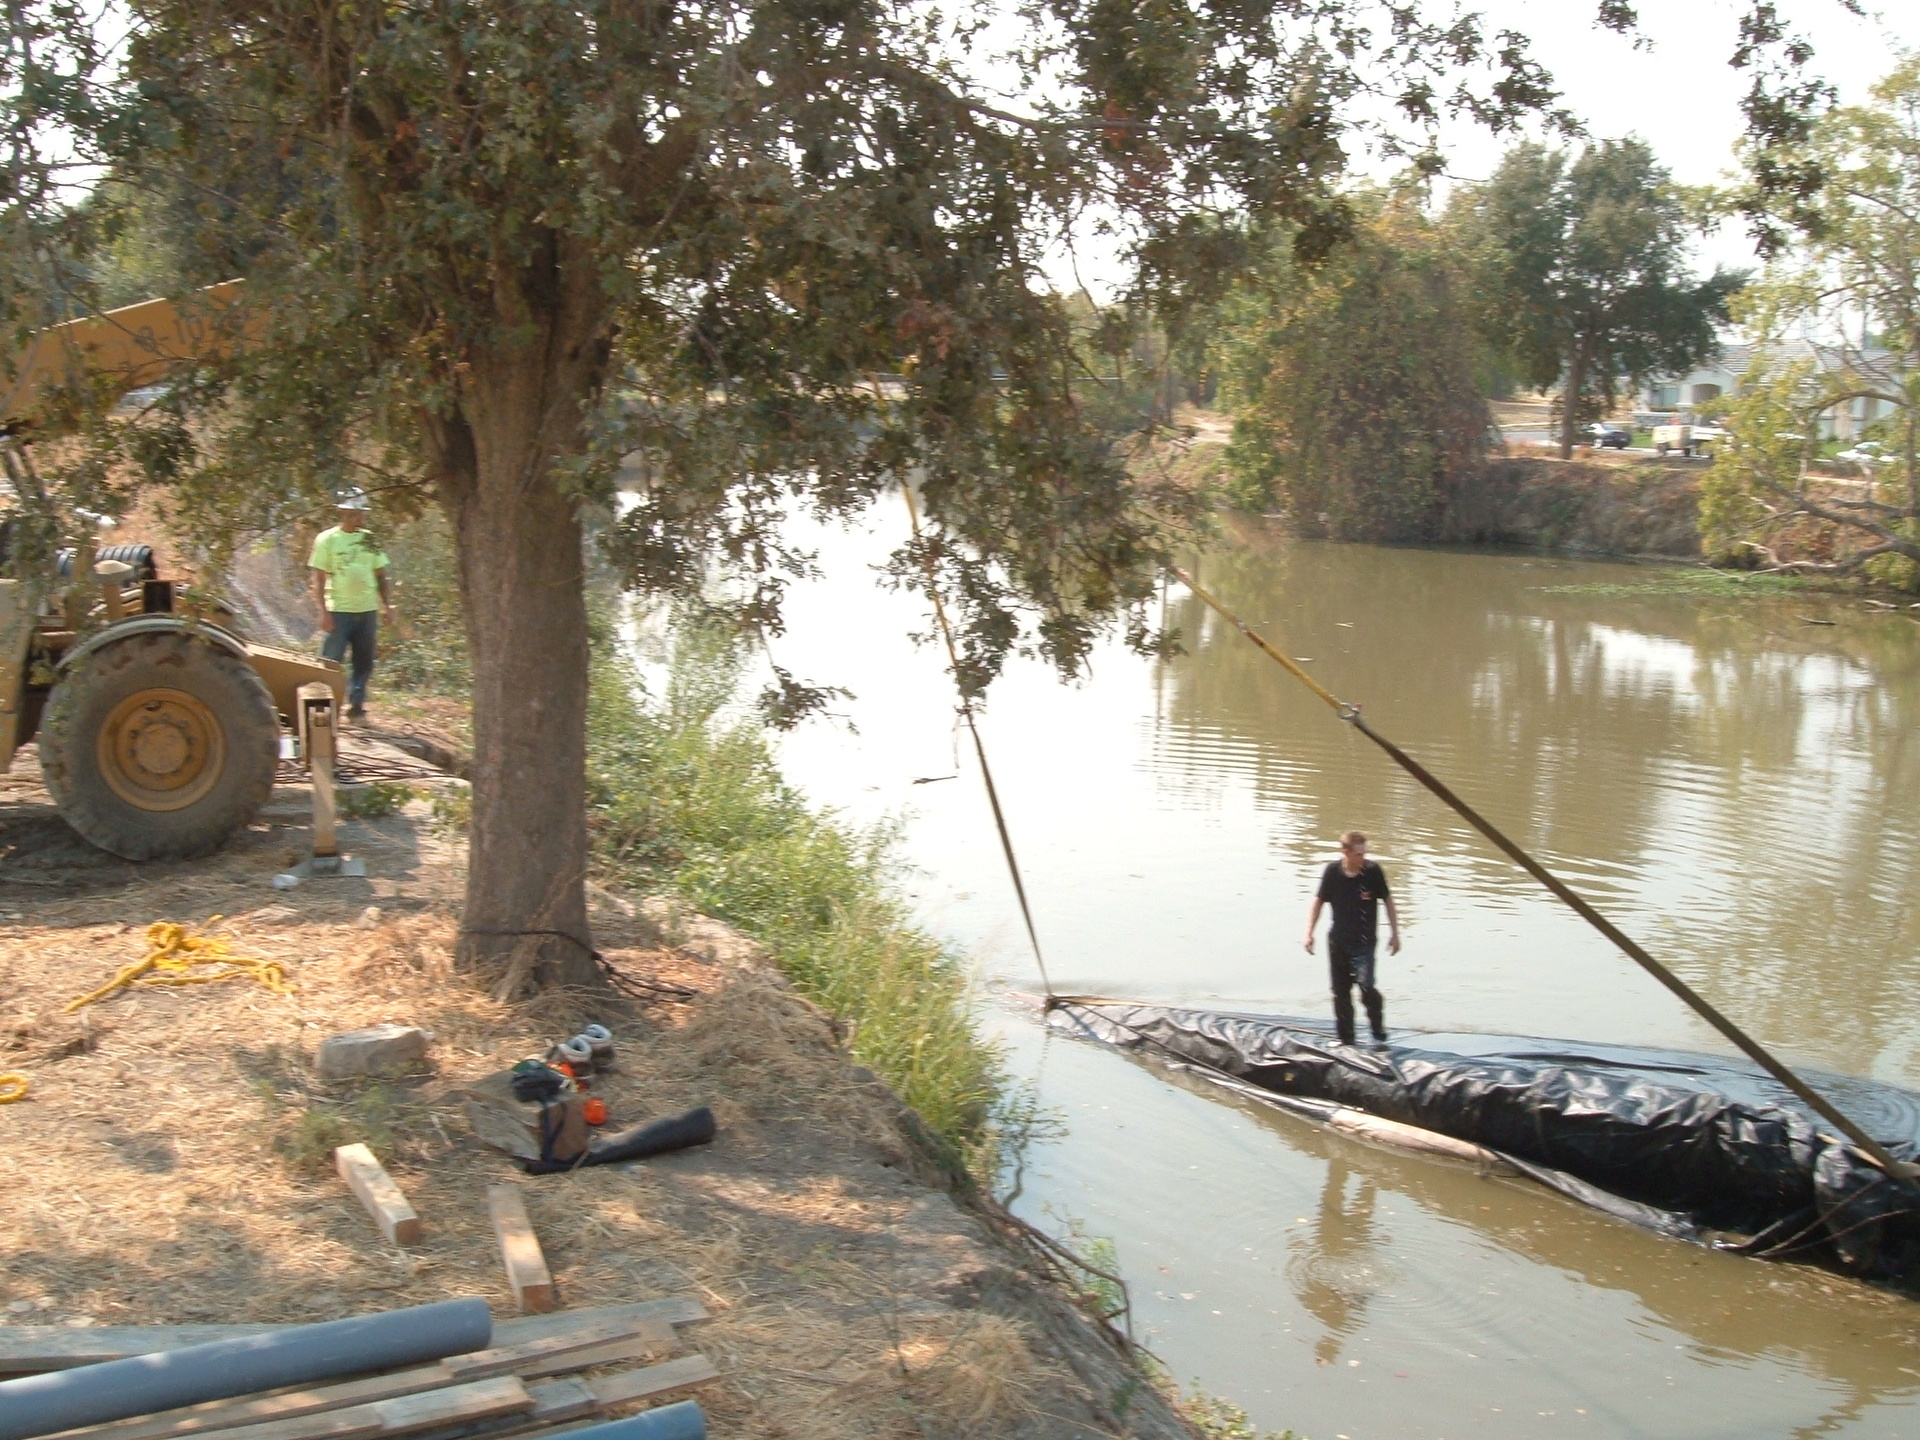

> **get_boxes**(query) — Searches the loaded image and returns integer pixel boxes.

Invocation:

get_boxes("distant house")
[1641,338,1905,441]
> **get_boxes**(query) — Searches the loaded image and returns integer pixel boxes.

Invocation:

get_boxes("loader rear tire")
[41,630,279,860]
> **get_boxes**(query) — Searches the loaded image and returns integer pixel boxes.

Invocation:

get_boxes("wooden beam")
[0,1299,709,1376]
[521,1379,598,1426]
[507,1326,676,1380]
[518,1356,720,1426]
[493,1298,704,1344]
[445,1317,671,1381]
[0,1327,279,1377]
[586,1354,719,1407]
[468,1358,723,1440]
[486,1187,554,1315]
[211,1377,530,1440]
[56,1316,665,1440]
[335,1144,422,1246]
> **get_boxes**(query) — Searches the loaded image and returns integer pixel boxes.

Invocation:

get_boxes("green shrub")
[337,781,416,820]
[584,625,1003,1160]
[1181,1392,1302,1440]
[1215,195,1489,539]
[430,783,472,834]
[379,513,472,693]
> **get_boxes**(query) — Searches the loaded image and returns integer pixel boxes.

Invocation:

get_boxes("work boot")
[346,706,367,724]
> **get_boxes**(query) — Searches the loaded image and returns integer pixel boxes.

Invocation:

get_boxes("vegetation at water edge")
[582,626,1004,1163]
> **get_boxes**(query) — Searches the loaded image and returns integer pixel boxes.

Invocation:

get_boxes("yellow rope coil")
[63,919,294,1013]
[0,1073,29,1104]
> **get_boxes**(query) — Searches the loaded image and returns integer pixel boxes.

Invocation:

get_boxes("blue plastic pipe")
[0,1297,492,1440]
[560,1402,707,1440]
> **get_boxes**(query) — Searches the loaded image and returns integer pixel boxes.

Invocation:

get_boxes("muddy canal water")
[763,514,1920,1439]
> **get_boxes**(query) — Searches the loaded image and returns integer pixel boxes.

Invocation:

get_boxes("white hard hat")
[335,490,371,511]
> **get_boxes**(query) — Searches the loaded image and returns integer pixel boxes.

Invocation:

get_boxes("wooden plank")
[0,1299,709,1377]
[334,1144,422,1246]
[460,1359,721,1440]
[586,1354,719,1407]
[443,1316,663,1380]
[52,1365,461,1440]
[0,1326,278,1376]
[520,1379,598,1426]
[517,1355,716,1426]
[485,1187,554,1315]
[508,1326,675,1381]
[175,1413,383,1440]
[375,1380,533,1433]
[211,1377,530,1440]
[57,1316,663,1440]
[492,1298,705,1345]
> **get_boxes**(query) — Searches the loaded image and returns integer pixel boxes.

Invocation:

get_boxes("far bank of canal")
[765,512,1920,1440]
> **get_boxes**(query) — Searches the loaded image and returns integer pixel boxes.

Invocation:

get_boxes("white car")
[1836,441,1894,467]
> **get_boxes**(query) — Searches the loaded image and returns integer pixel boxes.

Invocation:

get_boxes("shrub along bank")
[581,628,1004,1164]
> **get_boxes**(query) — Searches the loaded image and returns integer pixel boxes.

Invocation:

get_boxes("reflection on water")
[1162,531,1920,1074]
[766,510,1920,1437]
[1293,1157,1380,1366]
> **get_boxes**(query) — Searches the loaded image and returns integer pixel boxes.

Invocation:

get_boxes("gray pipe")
[561,1402,706,1440]
[0,1298,492,1440]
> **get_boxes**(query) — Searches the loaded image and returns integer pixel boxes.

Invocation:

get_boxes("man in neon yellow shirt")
[308,491,393,722]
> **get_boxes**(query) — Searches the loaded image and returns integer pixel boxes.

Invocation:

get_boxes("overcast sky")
[1429,0,1920,274]
[1041,0,1919,294]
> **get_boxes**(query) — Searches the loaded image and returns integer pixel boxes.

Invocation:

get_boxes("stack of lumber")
[0,1301,718,1440]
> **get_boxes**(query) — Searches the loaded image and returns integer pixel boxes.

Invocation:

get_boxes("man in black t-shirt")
[1302,829,1402,1044]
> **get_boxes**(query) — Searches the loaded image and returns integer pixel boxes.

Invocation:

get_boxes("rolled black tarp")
[54,544,159,582]
[1047,999,1920,1281]
[0,1297,493,1440]
[521,1104,717,1175]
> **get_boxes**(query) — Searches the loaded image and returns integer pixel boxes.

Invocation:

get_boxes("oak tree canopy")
[1,0,1839,989]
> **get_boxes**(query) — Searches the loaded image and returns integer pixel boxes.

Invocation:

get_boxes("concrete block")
[317,1024,429,1080]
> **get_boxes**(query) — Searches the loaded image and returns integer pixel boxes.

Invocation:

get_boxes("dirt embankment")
[1442,454,1703,558]
[0,746,1196,1440]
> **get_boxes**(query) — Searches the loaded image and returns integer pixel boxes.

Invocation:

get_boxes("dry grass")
[894,1312,1040,1430]
[0,812,1190,1440]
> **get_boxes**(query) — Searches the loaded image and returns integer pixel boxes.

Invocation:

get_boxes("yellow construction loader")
[1,285,343,860]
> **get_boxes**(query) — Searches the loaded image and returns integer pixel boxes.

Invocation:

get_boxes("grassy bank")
[582,624,1004,1164]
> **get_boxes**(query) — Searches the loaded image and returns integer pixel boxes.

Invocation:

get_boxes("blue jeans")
[1329,940,1385,1043]
[321,610,378,710]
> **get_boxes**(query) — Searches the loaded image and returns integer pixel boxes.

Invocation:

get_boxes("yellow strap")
[63,919,294,1013]
[902,485,1054,996]
[0,1073,29,1104]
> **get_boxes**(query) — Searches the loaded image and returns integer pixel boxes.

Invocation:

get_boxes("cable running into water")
[902,486,1054,997]
[1170,564,1920,1185]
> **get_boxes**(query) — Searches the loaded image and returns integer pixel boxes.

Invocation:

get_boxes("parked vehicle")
[1653,423,1722,459]
[2,287,343,860]
[1584,424,1631,449]
[1836,441,1894,469]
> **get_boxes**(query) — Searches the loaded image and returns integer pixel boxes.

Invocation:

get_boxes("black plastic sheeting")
[1046,999,1920,1281]
[520,1105,717,1175]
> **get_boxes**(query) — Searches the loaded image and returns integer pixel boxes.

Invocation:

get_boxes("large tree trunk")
[1559,339,1587,460]
[431,243,612,996]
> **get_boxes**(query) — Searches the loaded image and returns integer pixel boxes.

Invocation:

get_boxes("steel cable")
[902,486,1053,997]
[1170,564,1920,1186]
